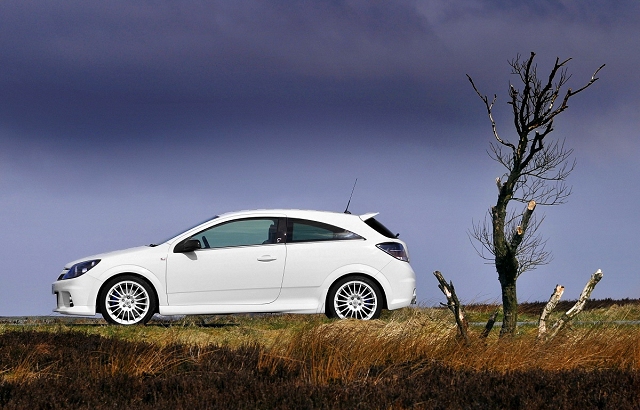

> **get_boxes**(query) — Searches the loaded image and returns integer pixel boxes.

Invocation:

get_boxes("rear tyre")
[99,275,156,325]
[325,276,382,320]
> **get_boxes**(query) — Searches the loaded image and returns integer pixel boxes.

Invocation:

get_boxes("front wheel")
[99,275,157,325]
[326,276,383,320]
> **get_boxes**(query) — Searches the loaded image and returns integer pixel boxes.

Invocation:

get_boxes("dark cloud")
[2,0,636,145]
[430,0,639,26]
[0,1,437,89]
[0,1,449,140]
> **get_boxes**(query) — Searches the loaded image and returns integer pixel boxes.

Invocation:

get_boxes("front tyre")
[326,276,382,320]
[99,275,156,325]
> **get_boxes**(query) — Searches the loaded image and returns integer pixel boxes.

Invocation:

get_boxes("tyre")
[99,275,156,325]
[326,276,383,320]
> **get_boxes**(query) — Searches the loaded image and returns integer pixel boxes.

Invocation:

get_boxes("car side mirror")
[178,239,202,253]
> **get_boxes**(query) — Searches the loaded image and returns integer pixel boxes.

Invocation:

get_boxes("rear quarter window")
[287,219,363,243]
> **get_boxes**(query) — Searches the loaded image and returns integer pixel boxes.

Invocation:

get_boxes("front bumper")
[52,273,101,316]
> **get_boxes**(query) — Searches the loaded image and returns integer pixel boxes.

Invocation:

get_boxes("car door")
[278,218,367,300]
[166,217,286,305]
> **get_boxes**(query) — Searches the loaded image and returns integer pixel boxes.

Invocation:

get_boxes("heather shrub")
[1,328,639,409]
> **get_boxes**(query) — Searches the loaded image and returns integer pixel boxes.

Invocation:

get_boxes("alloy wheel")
[333,280,378,320]
[104,280,151,325]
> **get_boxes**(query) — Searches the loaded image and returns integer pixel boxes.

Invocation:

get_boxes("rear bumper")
[382,261,417,310]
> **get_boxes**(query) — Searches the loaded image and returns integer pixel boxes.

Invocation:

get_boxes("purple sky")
[1,1,639,316]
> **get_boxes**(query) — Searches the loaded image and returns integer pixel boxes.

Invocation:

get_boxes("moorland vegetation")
[1,299,639,409]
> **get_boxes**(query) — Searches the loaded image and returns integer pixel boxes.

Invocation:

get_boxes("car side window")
[287,219,363,243]
[193,218,281,248]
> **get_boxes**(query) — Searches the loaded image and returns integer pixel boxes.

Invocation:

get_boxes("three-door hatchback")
[53,209,416,324]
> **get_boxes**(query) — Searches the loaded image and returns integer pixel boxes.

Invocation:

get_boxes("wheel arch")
[325,272,388,311]
[95,272,160,315]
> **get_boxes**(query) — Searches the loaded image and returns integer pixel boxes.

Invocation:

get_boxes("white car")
[52,209,416,325]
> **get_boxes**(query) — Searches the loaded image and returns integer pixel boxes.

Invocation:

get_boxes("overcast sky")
[1,0,639,316]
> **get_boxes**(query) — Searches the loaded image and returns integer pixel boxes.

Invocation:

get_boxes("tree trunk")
[500,280,518,336]
[493,196,520,337]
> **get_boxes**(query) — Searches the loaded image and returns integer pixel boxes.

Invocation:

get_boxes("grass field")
[1,299,639,409]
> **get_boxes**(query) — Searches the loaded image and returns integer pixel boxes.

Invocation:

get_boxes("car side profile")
[52,209,417,325]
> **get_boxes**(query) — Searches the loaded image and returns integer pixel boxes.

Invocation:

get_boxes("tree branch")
[467,75,516,151]
[518,52,536,134]
[510,200,536,250]
[565,64,606,97]
[547,63,606,120]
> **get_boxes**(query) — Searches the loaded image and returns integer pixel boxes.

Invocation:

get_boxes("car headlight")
[60,259,101,280]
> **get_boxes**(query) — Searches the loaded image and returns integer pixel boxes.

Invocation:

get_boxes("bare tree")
[468,52,604,336]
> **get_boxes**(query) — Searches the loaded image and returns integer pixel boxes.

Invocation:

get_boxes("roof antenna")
[344,178,358,214]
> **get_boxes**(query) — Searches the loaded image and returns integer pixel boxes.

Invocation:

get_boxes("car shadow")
[148,321,240,328]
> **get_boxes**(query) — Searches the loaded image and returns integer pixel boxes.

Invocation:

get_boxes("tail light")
[376,242,409,262]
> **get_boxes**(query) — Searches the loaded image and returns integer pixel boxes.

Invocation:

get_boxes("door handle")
[257,255,277,262]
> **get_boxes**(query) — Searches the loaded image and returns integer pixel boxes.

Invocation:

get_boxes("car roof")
[162,209,389,246]
[215,209,379,222]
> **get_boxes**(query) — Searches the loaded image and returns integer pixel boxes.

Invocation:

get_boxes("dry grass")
[2,301,639,386]
[0,345,58,384]
[1,303,639,408]
[92,342,192,378]
[257,307,640,384]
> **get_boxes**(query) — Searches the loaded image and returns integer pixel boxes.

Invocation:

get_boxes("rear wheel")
[99,275,156,325]
[326,276,382,320]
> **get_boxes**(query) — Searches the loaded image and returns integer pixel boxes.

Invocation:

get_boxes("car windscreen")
[364,217,397,238]
[149,216,219,246]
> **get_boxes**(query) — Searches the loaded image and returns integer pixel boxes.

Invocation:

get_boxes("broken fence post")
[481,308,501,339]
[433,271,470,344]
[538,284,565,339]
[548,269,603,339]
